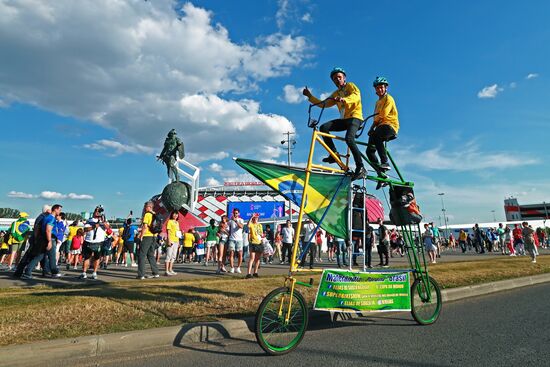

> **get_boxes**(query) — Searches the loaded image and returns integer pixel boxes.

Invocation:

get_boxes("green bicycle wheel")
[411,276,442,325]
[255,287,309,355]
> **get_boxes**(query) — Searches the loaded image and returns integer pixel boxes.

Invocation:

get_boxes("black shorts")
[124,240,135,253]
[249,244,263,253]
[183,247,193,256]
[83,241,101,261]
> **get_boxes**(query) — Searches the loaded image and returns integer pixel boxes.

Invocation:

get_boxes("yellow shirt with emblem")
[166,219,180,245]
[142,212,154,237]
[67,226,79,241]
[373,93,399,134]
[308,82,363,120]
[183,232,195,248]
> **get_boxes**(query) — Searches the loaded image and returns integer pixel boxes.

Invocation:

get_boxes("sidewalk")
[1,272,550,367]
[2,249,542,288]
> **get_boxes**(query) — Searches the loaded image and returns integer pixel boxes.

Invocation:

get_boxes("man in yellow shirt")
[303,67,365,180]
[137,201,159,279]
[367,76,399,173]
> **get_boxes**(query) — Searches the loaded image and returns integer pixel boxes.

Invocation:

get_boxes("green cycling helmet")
[330,67,346,79]
[373,76,389,87]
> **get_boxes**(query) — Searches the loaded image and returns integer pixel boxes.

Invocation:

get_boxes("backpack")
[122,225,133,241]
[149,214,163,234]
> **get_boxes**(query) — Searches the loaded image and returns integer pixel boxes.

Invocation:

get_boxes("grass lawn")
[0,255,548,346]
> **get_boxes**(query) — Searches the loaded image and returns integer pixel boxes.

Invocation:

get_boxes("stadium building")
[504,197,550,221]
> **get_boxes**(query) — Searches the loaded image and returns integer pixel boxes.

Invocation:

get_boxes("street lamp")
[491,210,496,222]
[281,132,296,221]
[438,193,449,239]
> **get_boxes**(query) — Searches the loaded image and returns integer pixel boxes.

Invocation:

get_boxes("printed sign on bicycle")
[314,269,411,312]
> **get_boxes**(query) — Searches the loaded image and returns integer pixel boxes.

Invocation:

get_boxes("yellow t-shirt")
[308,82,363,120]
[142,212,154,237]
[183,232,195,248]
[248,222,263,245]
[166,219,180,245]
[67,226,79,241]
[373,93,399,134]
[118,227,125,245]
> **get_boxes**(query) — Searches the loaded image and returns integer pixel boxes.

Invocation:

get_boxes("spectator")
[473,224,485,254]
[430,222,442,258]
[522,222,537,263]
[299,218,317,269]
[165,210,180,276]
[497,223,506,255]
[100,221,114,269]
[227,208,244,274]
[182,228,195,263]
[80,218,107,279]
[423,223,437,264]
[458,229,467,253]
[122,218,138,267]
[137,201,160,280]
[365,224,375,268]
[6,212,31,271]
[280,220,294,265]
[273,230,283,264]
[376,218,389,268]
[335,236,348,268]
[65,220,80,270]
[512,224,525,256]
[216,216,229,274]
[68,228,83,269]
[204,219,218,266]
[14,205,51,279]
[326,234,335,262]
[263,224,274,264]
[245,214,263,278]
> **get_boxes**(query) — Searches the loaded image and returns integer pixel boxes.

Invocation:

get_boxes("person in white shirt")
[227,208,244,273]
[80,218,107,279]
[299,218,317,269]
[280,220,295,264]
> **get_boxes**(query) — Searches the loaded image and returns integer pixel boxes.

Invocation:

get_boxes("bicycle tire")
[255,287,308,355]
[410,276,442,325]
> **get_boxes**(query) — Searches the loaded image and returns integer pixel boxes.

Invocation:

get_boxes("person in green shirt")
[204,219,219,266]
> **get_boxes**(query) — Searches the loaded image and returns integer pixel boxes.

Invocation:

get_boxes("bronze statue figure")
[157,129,185,182]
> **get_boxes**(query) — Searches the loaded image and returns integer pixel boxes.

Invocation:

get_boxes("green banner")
[314,269,411,312]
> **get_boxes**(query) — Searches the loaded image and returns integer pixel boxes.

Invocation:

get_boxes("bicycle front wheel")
[255,287,308,355]
[410,276,442,325]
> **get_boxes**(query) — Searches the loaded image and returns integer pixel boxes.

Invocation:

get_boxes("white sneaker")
[532,259,537,263]
[236,267,242,274]
[79,273,87,279]
[91,272,97,279]
[169,271,177,275]
[165,272,172,276]
[230,267,235,273]
[131,263,138,267]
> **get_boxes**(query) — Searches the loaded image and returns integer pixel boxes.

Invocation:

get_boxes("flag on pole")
[235,158,350,239]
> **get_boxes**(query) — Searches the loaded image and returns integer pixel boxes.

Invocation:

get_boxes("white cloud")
[66,193,94,200]
[208,163,223,172]
[205,177,221,186]
[83,140,155,156]
[301,13,312,23]
[319,92,331,100]
[7,191,35,199]
[276,0,290,29]
[0,1,307,163]
[477,84,502,98]
[394,143,538,172]
[509,82,517,88]
[526,73,539,80]
[39,191,66,200]
[281,84,306,104]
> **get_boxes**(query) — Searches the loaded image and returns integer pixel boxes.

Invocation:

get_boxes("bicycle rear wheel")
[410,276,442,325]
[255,287,308,355]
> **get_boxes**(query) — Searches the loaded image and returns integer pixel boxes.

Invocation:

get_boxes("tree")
[64,212,84,221]
[0,208,21,218]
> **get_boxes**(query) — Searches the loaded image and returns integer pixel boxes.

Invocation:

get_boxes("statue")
[157,129,185,182]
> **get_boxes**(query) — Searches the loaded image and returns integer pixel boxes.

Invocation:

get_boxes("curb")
[2,272,550,366]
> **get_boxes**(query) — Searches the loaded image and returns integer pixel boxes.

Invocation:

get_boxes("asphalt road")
[3,249,544,288]
[70,282,550,367]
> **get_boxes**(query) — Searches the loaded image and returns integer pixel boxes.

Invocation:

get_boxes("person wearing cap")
[299,218,317,269]
[303,67,366,180]
[80,218,107,279]
[5,211,31,270]
[367,77,399,173]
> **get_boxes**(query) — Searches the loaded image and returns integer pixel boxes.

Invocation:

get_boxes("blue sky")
[0,0,549,224]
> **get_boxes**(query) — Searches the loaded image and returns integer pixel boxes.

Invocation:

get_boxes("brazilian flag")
[235,159,350,239]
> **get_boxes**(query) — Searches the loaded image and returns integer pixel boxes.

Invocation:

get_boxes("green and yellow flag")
[235,158,350,239]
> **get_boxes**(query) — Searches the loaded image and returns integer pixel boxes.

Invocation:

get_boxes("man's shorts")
[9,242,22,253]
[83,241,101,261]
[206,240,217,248]
[228,240,243,252]
[124,241,135,253]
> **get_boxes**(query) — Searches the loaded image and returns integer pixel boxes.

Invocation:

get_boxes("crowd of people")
[1,203,548,281]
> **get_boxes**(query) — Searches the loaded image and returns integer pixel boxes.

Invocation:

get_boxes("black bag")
[122,225,132,241]
[389,186,422,226]
[149,214,163,234]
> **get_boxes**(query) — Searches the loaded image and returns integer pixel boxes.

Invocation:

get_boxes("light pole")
[438,193,449,239]
[281,132,296,221]
[491,210,496,222]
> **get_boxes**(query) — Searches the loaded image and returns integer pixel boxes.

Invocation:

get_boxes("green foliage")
[64,212,83,221]
[0,208,21,218]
